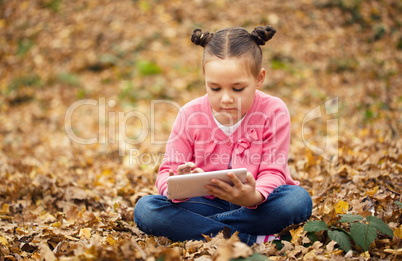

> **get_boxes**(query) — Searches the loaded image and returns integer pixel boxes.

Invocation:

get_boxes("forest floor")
[0,0,401,260]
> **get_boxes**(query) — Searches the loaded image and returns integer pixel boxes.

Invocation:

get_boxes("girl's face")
[204,57,266,126]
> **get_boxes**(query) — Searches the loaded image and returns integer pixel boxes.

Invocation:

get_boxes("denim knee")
[280,185,312,222]
[134,195,163,232]
[265,185,312,224]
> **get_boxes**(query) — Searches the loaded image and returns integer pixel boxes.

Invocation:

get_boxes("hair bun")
[191,29,213,48]
[251,26,276,46]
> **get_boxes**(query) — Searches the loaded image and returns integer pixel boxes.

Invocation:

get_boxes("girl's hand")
[169,162,204,176]
[206,172,264,207]
[168,163,204,201]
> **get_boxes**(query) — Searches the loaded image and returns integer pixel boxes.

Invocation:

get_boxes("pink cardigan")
[156,90,299,206]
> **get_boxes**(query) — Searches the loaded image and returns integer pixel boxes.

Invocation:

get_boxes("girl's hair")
[191,26,276,77]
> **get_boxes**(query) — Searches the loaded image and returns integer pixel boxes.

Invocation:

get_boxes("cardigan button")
[227,140,231,146]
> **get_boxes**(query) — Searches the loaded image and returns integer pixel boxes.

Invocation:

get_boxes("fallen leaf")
[395,226,402,239]
[325,240,338,252]
[52,221,61,228]
[280,240,294,254]
[231,241,253,258]
[366,186,379,197]
[79,228,91,239]
[0,236,7,245]
[335,200,349,214]
[107,234,116,246]
[290,226,304,243]
[384,248,402,254]
[39,243,57,261]
[0,204,9,214]
[360,251,370,258]
[324,249,343,257]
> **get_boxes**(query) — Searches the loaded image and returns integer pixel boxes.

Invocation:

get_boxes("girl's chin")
[215,116,242,126]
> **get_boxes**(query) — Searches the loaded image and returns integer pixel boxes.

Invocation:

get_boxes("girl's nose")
[221,92,233,104]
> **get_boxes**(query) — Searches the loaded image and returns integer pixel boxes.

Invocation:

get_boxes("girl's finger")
[191,168,204,174]
[177,164,186,174]
[184,162,196,174]
[211,178,232,192]
[228,172,243,188]
[206,185,224,197]
[169,170,174,176]
[245,172,255,186]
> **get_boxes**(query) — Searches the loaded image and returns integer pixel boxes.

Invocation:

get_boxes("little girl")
[134,26,312,246]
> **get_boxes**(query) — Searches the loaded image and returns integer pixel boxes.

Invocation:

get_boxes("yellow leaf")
[107,234,116,246]
[290,226,304,243]
[52,221,61,228]
[0,204,9,214]
[335,200,349,214]
[366,186,379,197]
[395,226,402,239]
[360,251,370,258]
[79,228,91,239]
[324,249,343,257]
[0,236,7,245]
[102,169,113,176]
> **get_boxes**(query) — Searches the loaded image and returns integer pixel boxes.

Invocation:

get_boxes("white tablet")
[167,168,248,200]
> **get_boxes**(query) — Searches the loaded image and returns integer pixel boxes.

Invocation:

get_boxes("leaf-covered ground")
[0,0,401,260]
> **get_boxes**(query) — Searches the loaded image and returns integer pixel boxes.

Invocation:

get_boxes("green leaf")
[328,230,351,252]
[58,72,81,87]
[17,38,35,56]
[395,201,402,208]
[339,214,364,223]
[137,60,162,76]
[304,221,328,232]
[307,231,319,244]
[331,227,353,239]
[350,222,377,251]
[367,216,393,237]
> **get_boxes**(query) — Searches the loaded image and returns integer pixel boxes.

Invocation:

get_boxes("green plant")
[17,38,35,56]
[57,72,81,87]
[304,214,393,252]
[137,60,162,76]
[41,0,62,12]
[7,74,42,94]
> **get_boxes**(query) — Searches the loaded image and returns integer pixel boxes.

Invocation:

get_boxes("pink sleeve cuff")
[172,198,190,203]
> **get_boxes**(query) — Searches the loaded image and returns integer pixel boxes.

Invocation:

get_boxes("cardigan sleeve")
[254,98,292,203]
[156,107,194,197]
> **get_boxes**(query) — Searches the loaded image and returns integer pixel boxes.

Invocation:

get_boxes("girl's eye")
[233,87,245,92]
[210,87,221,92]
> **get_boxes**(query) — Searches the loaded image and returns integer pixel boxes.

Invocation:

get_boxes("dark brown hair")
[191,26,276,77]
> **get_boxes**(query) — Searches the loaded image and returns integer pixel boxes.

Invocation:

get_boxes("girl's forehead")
[204,57,255,76]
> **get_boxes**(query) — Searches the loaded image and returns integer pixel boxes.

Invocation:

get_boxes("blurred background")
[0,0,400,258]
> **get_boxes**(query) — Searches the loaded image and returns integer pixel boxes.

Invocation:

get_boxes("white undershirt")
[212,114,245,136]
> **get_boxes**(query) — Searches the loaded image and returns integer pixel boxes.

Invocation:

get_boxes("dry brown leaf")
[325,240,338,253]
[290,225,304,244]
[39,243,57,261]
[79,228,91,239]
[280,240,294,254]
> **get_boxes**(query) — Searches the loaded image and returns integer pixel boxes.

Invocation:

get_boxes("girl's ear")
[256,68,266,89]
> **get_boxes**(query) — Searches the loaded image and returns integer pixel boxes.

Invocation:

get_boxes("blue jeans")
[134,185,312,246]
